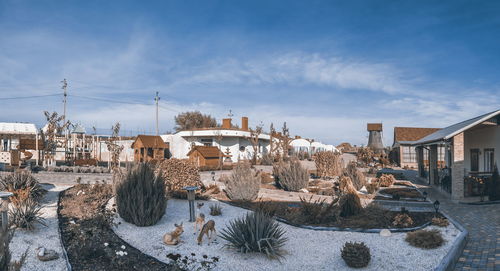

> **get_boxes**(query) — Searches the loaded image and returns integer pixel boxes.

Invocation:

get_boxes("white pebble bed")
[9,184,70,271]
[110,198,460,271]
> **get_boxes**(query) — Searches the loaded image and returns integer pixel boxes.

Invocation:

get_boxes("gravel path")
[111,198,461,271]
[9,184,70,271]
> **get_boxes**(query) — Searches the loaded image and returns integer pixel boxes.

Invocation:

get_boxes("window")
[484,148,494,172]
[200,139,213,147]
[470,149,479,172]
[147,148,153,157]
[402,146,416,163]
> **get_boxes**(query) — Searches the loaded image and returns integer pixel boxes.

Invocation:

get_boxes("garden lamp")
[433,200,440,214]
[183,186,199,222]
[211,171,216,182]
[0,191,13,231]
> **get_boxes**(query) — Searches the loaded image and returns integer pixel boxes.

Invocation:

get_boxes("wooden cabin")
[187,146,224,167]
[131,135,169,163]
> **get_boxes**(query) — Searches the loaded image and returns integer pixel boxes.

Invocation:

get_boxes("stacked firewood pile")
[314,151,343,178]
[156,158,202,192]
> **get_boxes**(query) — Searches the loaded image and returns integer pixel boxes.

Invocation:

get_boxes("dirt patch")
[58,184,177,271]
[228,200,436,229]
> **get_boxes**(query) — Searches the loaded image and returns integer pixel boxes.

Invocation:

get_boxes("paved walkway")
[408,171,500,271]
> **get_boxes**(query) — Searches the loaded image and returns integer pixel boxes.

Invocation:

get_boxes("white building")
[162,117,270,163]
[0,122,39,166]
[290,137,339,155]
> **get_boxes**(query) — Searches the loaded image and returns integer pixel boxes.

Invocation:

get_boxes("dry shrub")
[273,159,309,192]
[366,182,380,194]
[314,151,343,178]
[341,241,371,268]
[392,213,414,228]
[339,192,362,217]
[339,176,358,194]
[376,174,396,187]
[356,147,374,165]
[343,162,367,191]
[156,158,202,192]
[296,196,338,224]
[116,163,167,226]
[405,229,444,249]
[209,203,222,216]
[432,217,450,227]
[225,162,260,201]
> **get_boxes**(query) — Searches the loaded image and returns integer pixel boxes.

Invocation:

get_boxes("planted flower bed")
[58,184,176,271]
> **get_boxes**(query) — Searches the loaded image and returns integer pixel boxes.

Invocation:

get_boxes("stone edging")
[458,199,500,205]
[433,211,468,271]
[219,199,432,233]
[56,187,73,271]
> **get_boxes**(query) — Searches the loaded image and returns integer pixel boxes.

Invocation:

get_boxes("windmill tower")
[367,123,384,153]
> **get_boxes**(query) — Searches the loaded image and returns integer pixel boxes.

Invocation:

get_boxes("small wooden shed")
[131,135,169,163]
[187,146,224,167]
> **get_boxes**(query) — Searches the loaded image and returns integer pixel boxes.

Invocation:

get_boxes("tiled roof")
[187,146,224,158]
[132,135,168,149]
[394,127,441,143]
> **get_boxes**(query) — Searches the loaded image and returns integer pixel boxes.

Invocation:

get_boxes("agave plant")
[220,211,287,259]
[9,198,46,231]
[0,171,46,202]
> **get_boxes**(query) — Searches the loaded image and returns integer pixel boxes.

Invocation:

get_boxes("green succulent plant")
[220,211,287,259]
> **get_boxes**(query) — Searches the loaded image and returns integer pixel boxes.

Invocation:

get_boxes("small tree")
[106,122,124,187]
[174,111,218,132]
[225,162,260,201]
[247,123,263,165]
[42,111,70,167]
[275,122,291,160]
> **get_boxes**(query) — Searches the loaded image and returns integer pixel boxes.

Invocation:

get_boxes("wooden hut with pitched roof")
[131,135,169,162]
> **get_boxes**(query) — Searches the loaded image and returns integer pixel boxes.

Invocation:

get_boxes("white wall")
[161,133,270,163]
[464,125,500,172]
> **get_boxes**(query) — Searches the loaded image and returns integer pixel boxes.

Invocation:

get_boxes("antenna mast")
[155,91,160,135]
[61,79,68,123]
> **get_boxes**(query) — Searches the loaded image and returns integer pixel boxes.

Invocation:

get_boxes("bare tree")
[42,111,70,167]
[247,123,263,165]
[174,111,218,132]
[106,122,124,186]
[278,122,291,160]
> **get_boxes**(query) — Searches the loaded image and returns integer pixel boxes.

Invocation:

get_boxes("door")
[470,149,479,172]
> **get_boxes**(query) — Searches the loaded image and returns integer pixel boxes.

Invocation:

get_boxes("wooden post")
[0,192,13,231]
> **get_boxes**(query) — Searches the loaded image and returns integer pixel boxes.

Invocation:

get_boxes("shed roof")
[131,135,169,149]
[187,146,224,158]
[367,123,382,131]
[394,127,441,143]
[412,109,500,145]
[0,123,37,135]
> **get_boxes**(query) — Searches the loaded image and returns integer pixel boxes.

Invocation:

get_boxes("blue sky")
[1,0,499,145]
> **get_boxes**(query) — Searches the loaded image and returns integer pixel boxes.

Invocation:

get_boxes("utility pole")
[61,79,68,123]
[155,91,160,135]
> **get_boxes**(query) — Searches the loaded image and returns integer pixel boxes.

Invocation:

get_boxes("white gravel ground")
[9,184,70,271]
[111,198,461,271]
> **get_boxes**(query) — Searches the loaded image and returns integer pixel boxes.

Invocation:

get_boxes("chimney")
[222,118,232,129]
[241,117,249,131]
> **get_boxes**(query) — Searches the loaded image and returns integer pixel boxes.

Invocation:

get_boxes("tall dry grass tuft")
[225,162,260,201]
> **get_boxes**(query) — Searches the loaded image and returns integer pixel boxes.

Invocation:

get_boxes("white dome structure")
[311,141,327,153]
[290,138,311,154]
[325,144,339,153]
